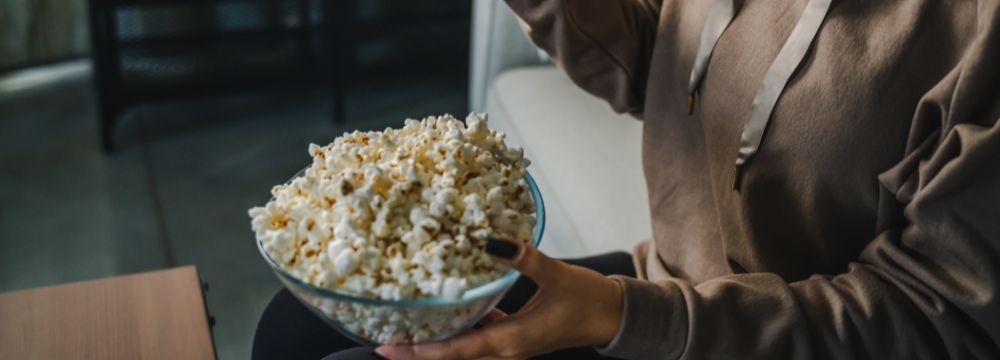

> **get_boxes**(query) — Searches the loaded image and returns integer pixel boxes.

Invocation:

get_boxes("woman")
[259,1,1000,359]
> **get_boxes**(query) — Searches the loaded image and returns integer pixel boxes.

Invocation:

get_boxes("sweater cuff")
[595,276,688,360]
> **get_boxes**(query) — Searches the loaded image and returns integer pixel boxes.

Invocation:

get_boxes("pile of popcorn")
[249,113,535,304]
[308,293,497,344]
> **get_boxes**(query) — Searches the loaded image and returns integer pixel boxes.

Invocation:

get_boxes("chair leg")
[325,0,354,125]
[88,0,124,153]
[332,84,345,124]
[99,99,121,152]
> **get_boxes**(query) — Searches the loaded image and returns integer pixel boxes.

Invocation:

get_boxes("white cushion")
[485,66,651,258]
[469,0,549,112]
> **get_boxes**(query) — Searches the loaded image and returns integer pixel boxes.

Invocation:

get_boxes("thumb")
[485,237,560,284]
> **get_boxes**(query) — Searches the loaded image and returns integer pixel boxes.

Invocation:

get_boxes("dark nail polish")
[485,238,520,259]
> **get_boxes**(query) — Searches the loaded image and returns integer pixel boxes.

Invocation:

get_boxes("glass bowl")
[257,171,545,345]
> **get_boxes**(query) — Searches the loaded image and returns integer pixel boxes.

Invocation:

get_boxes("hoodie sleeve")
[504,0,661,117]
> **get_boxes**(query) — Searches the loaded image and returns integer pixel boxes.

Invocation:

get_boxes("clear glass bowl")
[257,171,545,345]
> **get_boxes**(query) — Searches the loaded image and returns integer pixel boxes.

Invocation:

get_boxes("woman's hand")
[375,238,624,360]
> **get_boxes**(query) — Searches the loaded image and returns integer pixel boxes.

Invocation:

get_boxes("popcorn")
[250,113,536,343]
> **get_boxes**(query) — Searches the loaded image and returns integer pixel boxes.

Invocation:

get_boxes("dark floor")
[0,60,467,359]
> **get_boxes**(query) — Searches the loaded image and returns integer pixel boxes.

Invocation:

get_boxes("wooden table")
[0,266,216,359]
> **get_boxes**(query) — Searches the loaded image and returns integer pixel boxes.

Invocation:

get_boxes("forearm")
[602,265,994,359]
[598,117,1000,359]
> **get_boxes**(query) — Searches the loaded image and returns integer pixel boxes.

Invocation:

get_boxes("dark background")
[0,1,473,358]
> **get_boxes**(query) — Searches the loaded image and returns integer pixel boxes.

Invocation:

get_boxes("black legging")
[253,252,635,360]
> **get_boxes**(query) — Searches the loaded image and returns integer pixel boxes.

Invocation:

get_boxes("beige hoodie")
[506,0,1000,358]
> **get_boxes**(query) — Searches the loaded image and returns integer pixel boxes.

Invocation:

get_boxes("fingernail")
[485,238,520,259]
[373,348,391,360]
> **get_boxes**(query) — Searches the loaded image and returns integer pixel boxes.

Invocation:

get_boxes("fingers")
[478,308,508,327]
[518,290,544,314]
[374,345,414,360]
[485,238,560,284]
[376,328,499,360]
[445,318,526,360]
[376,239,560,360]
[376,316,530,360]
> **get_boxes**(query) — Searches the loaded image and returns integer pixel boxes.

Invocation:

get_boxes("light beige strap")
[687,0,740,115]
[731,0,835,190]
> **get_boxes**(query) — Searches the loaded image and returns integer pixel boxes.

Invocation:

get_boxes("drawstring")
[732,0,834,190]
[687,0,741,115]
[687,0,836,191]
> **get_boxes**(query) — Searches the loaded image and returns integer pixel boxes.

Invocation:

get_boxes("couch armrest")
[469,0,549,112]
[485,67,651,258]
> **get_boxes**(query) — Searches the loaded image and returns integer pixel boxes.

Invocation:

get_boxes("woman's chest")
[641,0,973,276]
[660,0,966,202]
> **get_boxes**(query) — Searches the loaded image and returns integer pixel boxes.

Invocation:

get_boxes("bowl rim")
[256,170,545,306]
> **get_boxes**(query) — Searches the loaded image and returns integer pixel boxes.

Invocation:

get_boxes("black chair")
[88,0,471,152]
[88,0,328,151]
